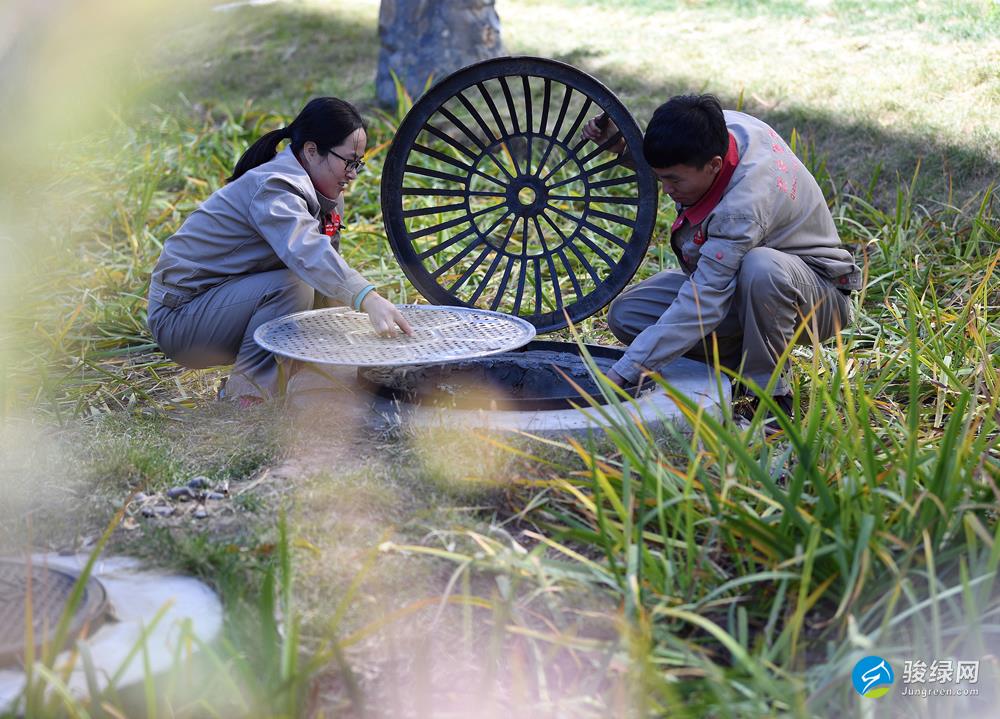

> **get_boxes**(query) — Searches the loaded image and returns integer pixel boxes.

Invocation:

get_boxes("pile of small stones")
[131,476,230,521]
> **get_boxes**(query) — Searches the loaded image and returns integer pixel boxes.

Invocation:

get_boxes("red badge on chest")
[693,228,705,246]
[323,212,342,237]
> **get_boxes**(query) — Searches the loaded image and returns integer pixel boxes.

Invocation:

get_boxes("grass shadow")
[547,53,998,208]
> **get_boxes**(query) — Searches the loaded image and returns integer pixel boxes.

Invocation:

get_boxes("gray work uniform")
[147,147,372,398]
[608,111,861,395]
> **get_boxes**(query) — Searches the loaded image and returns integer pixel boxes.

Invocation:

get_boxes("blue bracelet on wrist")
[353,285,377,312]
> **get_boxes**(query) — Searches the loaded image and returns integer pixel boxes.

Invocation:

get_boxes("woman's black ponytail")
[226,98,365,183]
[226,126,290,183]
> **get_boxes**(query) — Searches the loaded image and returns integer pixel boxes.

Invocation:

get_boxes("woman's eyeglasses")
[327,150,366,173]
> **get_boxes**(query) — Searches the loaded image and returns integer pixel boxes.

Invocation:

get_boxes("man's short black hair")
[643,94,729,169]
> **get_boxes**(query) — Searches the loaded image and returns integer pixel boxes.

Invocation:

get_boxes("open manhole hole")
[0,558,110,667]
[358,340,640,411]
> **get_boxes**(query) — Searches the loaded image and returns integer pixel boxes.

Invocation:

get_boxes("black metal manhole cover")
[382,56,658,333]
[0,558,110,667]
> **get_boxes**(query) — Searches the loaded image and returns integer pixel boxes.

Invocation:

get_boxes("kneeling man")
[584,94,861,418]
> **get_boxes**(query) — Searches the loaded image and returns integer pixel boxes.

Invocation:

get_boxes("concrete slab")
[287,357,729,438]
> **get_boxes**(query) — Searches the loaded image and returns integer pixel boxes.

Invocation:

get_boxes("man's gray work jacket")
[612,110,862,383]
[148,147,370,310]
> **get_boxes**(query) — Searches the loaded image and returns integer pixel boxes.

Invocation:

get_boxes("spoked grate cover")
[254,305,536,366]
[381,56,658,333]
[0,558,110,666]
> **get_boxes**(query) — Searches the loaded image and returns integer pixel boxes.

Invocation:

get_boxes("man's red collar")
[671,132,739,232]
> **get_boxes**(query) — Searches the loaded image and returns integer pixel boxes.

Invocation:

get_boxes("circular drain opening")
[0,558,110,668]
[358,340,640,411]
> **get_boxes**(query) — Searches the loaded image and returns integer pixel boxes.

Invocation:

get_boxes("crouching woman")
[147,97,412,404]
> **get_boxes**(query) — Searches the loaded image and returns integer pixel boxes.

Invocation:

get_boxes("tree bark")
[376,0,505,108]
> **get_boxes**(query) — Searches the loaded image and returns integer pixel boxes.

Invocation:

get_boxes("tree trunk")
[376,0,505,108]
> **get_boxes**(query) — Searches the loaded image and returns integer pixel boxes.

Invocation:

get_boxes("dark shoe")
[236,395,265,410]
[761,394,795,436]
[734,392,795,436]
[217,376,264,409]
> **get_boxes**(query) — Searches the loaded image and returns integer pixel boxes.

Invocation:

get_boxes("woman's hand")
[581,113,625,154]
[361,291,414,337]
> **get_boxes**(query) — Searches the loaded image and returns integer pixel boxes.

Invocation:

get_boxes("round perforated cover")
[0,558,109,666]
[381,56,658,333]
[254,305,536,366]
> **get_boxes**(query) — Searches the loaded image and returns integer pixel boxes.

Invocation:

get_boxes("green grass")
[541,208,999,715]
[389,177,1000,716]
[0,404,286,553]
[509,0,1000,206]
[561,0,1000,40]
[1,0,999,716]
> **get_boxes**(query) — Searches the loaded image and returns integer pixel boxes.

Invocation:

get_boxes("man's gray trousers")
[607,247,852,396]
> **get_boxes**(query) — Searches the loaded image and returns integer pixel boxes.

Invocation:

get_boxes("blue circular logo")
[852,655,894,698]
